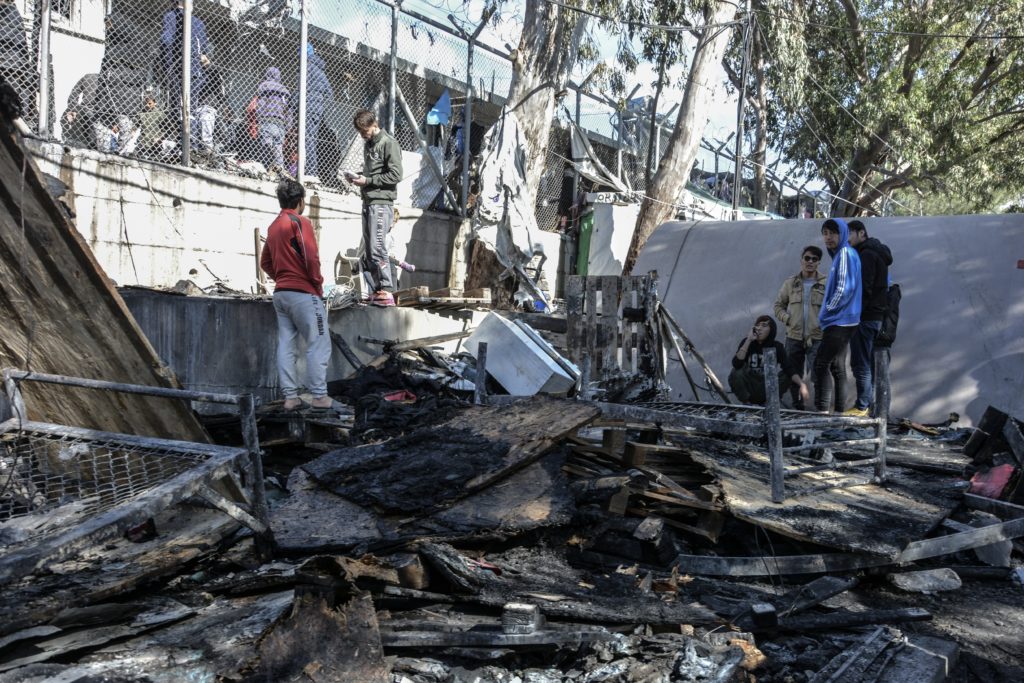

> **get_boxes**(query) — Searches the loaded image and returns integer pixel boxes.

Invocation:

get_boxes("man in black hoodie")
[845,220,893,416]
[729,315,810,406]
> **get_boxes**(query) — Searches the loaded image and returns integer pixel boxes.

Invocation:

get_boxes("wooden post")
[238,393,273,559]
[474,342,488,405]
[873,349,889,483]
[763,348,785,503]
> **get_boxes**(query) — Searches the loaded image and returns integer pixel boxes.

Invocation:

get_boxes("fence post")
[181,0,192,165]
[388,0,400,134]
[37,0,51,136]
[297,0,309,181]
[461,37,474,217]
[762,348,785,503]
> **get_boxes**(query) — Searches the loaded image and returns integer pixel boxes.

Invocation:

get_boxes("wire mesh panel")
[1,0,41,128]
[0,426,208,549]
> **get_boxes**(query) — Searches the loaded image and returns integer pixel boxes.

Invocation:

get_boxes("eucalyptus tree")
[781,0,1024,216]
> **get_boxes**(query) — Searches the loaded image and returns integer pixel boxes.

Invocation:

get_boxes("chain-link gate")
[0,369,271,586]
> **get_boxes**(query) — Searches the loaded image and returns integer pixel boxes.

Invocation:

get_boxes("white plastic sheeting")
[635,214,1024,425]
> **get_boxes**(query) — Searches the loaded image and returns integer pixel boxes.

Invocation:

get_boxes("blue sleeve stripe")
[827,250,847,310]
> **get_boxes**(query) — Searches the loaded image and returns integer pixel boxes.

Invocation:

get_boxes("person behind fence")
[260,179,333,411]
[813,218,862,413]
[293,42,334,180]
[773,244,832,411]
[253,66,290,170]
[160,0,210,125]
[0,0,34,120]
[194,53,224,153]
[729,315,809,406]
[350,109,403,307]
[137,93,170,158]
[844,219,893,417]
[91,11,149,154]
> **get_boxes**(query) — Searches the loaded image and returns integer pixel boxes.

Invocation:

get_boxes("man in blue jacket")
[813,218,861,413]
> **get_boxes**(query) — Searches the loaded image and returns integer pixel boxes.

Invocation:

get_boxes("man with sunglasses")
[773,245,828,410]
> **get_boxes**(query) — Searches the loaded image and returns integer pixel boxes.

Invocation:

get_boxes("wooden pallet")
[395,286,492,311]
[565,275,661,383]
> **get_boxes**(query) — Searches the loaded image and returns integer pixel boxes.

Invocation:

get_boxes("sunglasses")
[803,255,820,262]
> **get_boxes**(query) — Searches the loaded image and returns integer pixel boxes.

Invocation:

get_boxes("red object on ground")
[382,389,417,403]
[967,464,1016,499]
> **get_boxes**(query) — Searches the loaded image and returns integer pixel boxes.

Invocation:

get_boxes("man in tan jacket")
[773,245,829,411]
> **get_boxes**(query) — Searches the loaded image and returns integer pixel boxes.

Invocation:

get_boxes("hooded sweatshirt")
[731,318,798,378]
[819,218,862,329]
[254,67,291,127]
[854,236,893,322]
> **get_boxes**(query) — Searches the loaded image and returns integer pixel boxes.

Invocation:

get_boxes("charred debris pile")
[2,326,1024,682]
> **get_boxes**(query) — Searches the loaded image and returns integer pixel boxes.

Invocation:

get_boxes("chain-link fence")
[14,0,678,227]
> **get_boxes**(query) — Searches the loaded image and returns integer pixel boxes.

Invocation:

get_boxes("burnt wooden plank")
[301,399,598,517]
[679,435,951,559]
[620,281,636,374]
[600,275,620,376]
[0,505,239,638]
[565,277,584,366]
[585,278,599,376]
[675,551,890,577]
[0,111,206,440]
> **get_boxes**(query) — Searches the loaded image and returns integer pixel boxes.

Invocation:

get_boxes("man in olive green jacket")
[773,245,828,410]
[350,109,403,306]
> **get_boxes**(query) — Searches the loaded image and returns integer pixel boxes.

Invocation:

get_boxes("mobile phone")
[343,169,359,180]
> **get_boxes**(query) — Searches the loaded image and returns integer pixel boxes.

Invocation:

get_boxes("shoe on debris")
[370,291,395,307]
[843,407,870,417]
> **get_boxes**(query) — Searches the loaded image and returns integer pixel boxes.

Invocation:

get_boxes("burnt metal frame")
[0,369,272,584]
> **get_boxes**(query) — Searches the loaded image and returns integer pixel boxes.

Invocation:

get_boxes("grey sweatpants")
[272,290,331,398]
[361,203,394,293]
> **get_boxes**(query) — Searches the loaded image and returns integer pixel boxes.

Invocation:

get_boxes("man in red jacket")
[260,179,332,410]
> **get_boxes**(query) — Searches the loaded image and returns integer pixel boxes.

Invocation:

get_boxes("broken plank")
[390,330,472,352]
[897,516,1024,562]
[675,552,890,577]
[963,492,1024,519]
[379,627,614,648]
[464,288,491,300]
[767,607,931,634]
[430,287,464,298]
[774,576,860,616]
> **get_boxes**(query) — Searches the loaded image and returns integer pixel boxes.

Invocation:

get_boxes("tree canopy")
[776,0,1024,216]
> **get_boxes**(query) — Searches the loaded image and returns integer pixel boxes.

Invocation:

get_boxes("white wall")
[29,141,462,292]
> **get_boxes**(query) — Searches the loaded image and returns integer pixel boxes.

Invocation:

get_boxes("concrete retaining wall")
[29,141,461,292]
[635,215,1024,426]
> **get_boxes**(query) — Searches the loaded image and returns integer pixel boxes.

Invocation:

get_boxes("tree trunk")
[622,1,739,276]
[645,47,669,189]
[505,0,588,209]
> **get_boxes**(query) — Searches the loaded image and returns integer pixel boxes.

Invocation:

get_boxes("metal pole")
[616,107,623,176]
[731,1,751,219]
[181,0,193,165]
[461,39,474,216]
[389,0,400,134]
[37,0,51,136]
[297,0,309,181]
